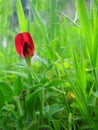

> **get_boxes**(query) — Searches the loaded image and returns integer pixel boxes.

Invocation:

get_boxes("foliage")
[0,0,98,129]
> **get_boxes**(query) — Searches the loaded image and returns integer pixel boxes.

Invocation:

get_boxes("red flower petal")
[15,32,34,58]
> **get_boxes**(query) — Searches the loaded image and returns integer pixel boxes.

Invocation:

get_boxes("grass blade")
[50,0,57,40]
[93,9,98,67]
[77,0,92,62]
[30,0,49,43]
[16,0,27,32]
[72,47,86,98]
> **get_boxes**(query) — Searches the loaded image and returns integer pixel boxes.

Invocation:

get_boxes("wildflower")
[15,32,34,58]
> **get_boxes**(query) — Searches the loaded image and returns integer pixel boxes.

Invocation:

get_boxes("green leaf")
[14,77,24,96]
[31,0,49,43]
[49,103,64,115]
[0,89,4,109]
[45,78,64,88]
[50,0,57,40]
[52,120,61,130]
[77,0,92,62]
[16,0,27,32]
[26,87,44,117]
[2,70,27,78]
[93,9,98,67]
[0,82,14,102]
[35,124,53,130]
[72,48,86,97]
[87,95,96,106]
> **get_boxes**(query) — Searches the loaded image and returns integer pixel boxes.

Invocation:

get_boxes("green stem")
[25,57,39,83]
[25,57,31,67]
[23,98,26,120]
[92,67,98,91]
[15,96,23,117]
[42,89,44,115]
[39,89,45,125]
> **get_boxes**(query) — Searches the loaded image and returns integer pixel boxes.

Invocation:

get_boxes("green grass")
[0,0,98,129]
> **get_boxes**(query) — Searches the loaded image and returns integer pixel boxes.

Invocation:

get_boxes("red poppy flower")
[15,32,34,58]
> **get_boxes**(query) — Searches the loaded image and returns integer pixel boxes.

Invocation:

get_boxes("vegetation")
[0,0,98,129]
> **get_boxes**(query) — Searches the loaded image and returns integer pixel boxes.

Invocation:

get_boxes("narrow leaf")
[77,0,92,62]
[31,0,49,43]
[93,9,98,67]
[50,0,57,40]
[0,82,13,102]
[0,89,4,109]
[16,0,27,32]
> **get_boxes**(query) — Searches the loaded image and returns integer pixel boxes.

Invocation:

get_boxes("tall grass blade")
[0,89,4,109]
[93,9,98,67]
[30,0,49,43]
[72,47,86,98]
[77,0,92,63]
[16,0,27,32]
[50,0,57,40]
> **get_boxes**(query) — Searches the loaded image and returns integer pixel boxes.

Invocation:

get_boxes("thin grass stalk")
[50,0,57,40]
[55,66,70,113]
[59,59,93,128]
[16,0,27,32]
[30,0,49,44]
